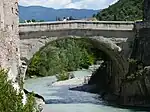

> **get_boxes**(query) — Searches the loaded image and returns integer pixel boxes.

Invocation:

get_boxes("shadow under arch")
[24,36,129,94]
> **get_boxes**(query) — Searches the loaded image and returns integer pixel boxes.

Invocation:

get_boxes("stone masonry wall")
[0,0,20,82]
[131,21,150,66]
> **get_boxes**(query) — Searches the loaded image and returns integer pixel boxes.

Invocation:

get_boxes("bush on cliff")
[126,59,144,81]
[0,69,35,112]
[27,38,101,77]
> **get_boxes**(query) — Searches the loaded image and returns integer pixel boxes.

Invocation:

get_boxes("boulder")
[24,89,45,112]
[68,72,75,79]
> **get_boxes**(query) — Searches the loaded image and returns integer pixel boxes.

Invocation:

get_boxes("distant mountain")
[19,5,100,22]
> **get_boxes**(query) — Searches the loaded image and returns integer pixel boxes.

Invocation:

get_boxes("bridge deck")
[19,20,134,25]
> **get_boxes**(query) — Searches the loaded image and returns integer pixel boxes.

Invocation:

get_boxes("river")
[24,70,148,112]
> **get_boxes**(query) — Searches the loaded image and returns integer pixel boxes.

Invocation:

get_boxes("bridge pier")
[131,21,150,65]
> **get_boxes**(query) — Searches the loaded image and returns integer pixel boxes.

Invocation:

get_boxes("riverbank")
[52,74,98,93]
[51,69,150,111]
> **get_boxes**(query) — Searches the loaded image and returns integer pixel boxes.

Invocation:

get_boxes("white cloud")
[64,0,111,9]
[19,0,118,10]
[19,0,72,9]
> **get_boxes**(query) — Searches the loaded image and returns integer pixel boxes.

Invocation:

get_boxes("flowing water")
[24,70,149,112]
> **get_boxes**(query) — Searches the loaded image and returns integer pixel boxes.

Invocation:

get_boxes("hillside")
[19,5,100,22]
[94,0,143,21]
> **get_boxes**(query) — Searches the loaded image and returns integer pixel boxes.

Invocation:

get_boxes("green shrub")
[56,71,69,81]
[27,52,41,77]
[126,59,145,81]
[128,58,137,64]
[0,69,35,112]
[23,93,36,112]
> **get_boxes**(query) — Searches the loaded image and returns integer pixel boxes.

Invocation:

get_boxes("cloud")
[19,0,72,9]
[64,0,117,9]
[19,0,118,9]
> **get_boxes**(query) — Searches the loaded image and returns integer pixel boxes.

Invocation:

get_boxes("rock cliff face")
[122,21,150,106]
[130,5,150,100]
[118,0,150,106]
[119,60,150,106]
[89,0,150,106]
[0,0,20,84]
[144,0,150,21]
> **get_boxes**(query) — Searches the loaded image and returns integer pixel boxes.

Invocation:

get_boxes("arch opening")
[23,36,128,94]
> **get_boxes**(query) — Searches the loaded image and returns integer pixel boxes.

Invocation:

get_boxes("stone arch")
[21,36,126,60]
[21,36,129,94]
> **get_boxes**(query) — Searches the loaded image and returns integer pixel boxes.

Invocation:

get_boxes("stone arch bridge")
[19,20,135,60]
[19,20,136,94]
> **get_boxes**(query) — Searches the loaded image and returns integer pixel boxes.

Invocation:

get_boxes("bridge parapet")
[19,20,135,33]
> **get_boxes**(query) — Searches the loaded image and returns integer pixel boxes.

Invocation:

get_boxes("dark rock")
[144,0,150,21]
[69,72,75,79]
[69,84,97,93]
[24,89,45,112]
[24,89,45,102]
[103,93,118,102]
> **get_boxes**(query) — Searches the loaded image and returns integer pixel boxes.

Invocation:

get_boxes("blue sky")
[19,0,118,10]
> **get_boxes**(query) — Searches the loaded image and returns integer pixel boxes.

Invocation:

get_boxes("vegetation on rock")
[126,59,144,81]
[94,0,143,21]
[56,70,70,81]
[27,38,102,78]
[0,69,35,112]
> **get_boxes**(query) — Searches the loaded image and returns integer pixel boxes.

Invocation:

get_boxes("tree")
[39,20,44,22]
[31,19,36,22]
[0,69,35,112]
[27,20,31,23]
[95,0,143,21]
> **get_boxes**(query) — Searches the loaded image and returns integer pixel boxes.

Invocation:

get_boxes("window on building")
[12,7,13,13]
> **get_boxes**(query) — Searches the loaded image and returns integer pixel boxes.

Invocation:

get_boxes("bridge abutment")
[131,0,150,65]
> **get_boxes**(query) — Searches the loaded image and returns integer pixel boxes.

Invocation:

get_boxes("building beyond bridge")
[19,20,135,60]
